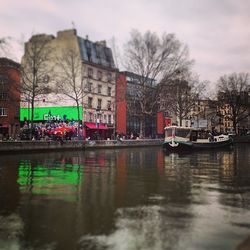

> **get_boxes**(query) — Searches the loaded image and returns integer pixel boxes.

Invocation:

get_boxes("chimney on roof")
[57,29,77,38]
[96,40,106,47]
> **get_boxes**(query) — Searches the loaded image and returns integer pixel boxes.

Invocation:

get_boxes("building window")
[98,84,102,94]
[97,113,102,122]
[97,71,102,80]
[107,87,111,96]
[87,82,92,92]
[107,72,112,82]
[88,97,93,108]
[88,68,93,78]
[97,99,102,109]
[108,114,112,124]
[89,112,93,122]
[107,100,111,110]
[0,107,7,116]
[0,93,8,100]
[43,74,50,84]
[0,75,9,84]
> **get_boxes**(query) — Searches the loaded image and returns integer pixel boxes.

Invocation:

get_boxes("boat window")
[191,131,198,141]
[197,130,209,139]
[175,129,191,138]
[166,128,172,137]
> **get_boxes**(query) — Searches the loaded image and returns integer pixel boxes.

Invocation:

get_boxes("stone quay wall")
[85,139,163,149]
[0,140,85,153]
[0,139,163,153]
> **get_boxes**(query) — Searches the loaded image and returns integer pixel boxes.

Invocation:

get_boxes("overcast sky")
[1,0,250,87]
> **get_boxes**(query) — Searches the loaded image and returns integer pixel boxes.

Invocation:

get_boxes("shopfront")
[0,124,9,140]
[85,122,113,140]
[20,106,115,140]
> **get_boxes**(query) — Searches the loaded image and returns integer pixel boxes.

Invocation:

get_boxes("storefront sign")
[43,114,61,121]
[20,106,83,122]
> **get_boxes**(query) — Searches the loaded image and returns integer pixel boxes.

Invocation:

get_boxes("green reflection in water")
[17,160,83,201]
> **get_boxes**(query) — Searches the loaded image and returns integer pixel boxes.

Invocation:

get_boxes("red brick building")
[0,58,21,139]
[116,73,127,135]
[116,71,158,138]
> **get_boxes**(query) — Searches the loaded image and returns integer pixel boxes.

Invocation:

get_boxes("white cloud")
[0,0,250,85]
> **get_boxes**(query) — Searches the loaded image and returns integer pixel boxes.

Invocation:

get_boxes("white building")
[21,29,118,138]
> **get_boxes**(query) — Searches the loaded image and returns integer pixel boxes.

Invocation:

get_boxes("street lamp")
[96,110,101,140]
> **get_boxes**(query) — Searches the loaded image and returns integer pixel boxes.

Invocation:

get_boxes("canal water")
[0,144,250,250]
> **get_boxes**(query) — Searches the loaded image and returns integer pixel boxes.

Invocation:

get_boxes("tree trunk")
[76,103,81,139]
[179,114,183,127]
[30,98,35,140]
[140,118,145,138]
[233,119,237,135]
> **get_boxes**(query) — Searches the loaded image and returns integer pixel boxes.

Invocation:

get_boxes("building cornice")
[0,57,20,70]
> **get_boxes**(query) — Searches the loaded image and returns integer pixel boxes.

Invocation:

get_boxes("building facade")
[216,90,250,134]
[78,36,117,139]
[116,71,157,138]
[217,103,250,134]
[0,58,20,139]
[158,80,192,130]
[190,99,218,130]
[21,29,117,139]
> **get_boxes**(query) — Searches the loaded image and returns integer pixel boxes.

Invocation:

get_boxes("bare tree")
[124,30,192,82]
[109,36,121,69]
[54,48,94,138]
[21,35,52,135]
[55,47,117,139]
[0,36,23,61]
[162,72,204,126]
[217,72,250,134]
[125,72,158,136]
[124,29,193,135]
[0,37,12,57]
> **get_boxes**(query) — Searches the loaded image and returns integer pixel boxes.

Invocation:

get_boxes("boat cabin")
[165,126,192,142]
[165,126,226,142]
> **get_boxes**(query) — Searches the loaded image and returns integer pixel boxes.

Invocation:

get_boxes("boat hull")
[192,139,232,149]
[163,138,232,151]
[163,140,193,151]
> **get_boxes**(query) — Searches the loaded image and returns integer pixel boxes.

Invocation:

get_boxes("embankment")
[0,139,163,153]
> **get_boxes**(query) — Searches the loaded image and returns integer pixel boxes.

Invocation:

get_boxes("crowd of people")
[20,121,83,141]
[0,119,156,141]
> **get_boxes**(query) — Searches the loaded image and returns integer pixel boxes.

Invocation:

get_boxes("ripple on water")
[78,205,183,250]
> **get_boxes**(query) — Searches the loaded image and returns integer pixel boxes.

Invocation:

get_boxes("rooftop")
[0,57,20,69]
[78,37,116,69]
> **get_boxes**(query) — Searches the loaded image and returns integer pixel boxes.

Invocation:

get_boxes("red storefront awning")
[85,122,108,130]
[0,124,8,128]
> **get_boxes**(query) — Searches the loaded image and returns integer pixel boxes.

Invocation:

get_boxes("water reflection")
[79,206,166,250]
[18,160,83,201]
[0,145,249,250]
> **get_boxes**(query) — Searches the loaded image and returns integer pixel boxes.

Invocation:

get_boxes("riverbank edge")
[0,139,164,153]
[0,136,249,153]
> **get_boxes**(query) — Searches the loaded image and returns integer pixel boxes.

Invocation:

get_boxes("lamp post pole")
[97,117,100,140]
[27,95,30,128]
